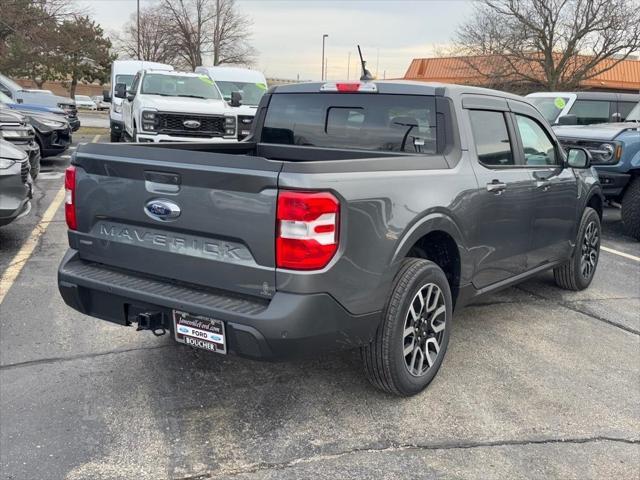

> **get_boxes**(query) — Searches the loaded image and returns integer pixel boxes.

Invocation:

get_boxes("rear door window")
[468,110,514,167]
[262,93,437,153]
[568,100,611,125]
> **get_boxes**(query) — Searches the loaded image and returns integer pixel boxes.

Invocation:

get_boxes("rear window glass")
[468,110,514,167]
[262,93,437,153]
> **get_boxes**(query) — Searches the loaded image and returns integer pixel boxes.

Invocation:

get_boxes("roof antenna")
[358,45,374,81]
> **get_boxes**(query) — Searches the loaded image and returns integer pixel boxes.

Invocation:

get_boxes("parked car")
[0,108,41,179]
[74,95,97,110]
[58,81,603,396]
[0,73,79,131]
[555,102,640,239]
[115,69,238,143]
[91,95,110,110]
[0,90,80,133]
[527,91,639,126]
[104,60,174,142]
[195,66,268,140]
[0,139,32,226]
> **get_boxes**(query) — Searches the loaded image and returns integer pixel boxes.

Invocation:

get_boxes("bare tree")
[159,0,254,70]
[456,0,640,92]
[113,8,180,64]
[211,0,254,65]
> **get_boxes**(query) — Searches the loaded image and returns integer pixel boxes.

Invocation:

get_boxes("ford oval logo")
[144,199,181,222]
[183,119,201,129]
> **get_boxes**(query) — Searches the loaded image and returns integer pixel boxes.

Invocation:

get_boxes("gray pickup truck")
[58,81,602,396]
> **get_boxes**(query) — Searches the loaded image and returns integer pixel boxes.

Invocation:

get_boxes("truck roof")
[271,80,527,102]
[196,66,266,84]
[112,60,174,75]
[527,91,640,102]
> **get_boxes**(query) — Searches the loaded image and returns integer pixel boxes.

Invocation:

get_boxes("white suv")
[115,69,238,143]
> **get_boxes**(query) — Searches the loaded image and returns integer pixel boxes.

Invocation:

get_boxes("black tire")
[553,207,600,291]
[621,177,640,241]
[110,130,120,143]
[361,258,452,397]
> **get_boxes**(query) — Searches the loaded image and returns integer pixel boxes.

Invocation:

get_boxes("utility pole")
[137,0,140,60]
[321,34,328,80]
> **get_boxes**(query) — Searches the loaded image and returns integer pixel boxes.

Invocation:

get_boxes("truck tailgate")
[71,143,282,298]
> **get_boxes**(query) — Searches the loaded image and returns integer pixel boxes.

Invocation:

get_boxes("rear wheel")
[361,258,452,396]
[621,177,640,240]
[554,207,600,290]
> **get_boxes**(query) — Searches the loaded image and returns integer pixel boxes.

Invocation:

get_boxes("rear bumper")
[58,250,380,360]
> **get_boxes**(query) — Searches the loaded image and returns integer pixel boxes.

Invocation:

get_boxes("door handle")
[486,180,507,194]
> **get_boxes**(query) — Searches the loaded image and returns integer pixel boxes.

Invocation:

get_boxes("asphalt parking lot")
[0,133,638,480]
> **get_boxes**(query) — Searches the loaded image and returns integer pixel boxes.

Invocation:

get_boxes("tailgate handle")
[145,171,180,194]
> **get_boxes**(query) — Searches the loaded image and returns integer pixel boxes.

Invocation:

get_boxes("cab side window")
[568,100,610,125]
[468,110,514,167]
[515,115,557,166]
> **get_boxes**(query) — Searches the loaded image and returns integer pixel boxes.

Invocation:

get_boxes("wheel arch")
[391,212,468,307]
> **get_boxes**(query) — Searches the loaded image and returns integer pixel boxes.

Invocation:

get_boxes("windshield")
[528,96,570,123]
[627,103,640,121]
[0,91,13,104]
[263,93,437,154]
[115,74,135,90]
[215,81,266,106]
[141,73,221,100]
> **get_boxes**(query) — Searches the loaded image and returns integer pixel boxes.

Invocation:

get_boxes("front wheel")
[554,207,600,290]
[621,177,640,241]
[110,130,120,143]
[361,258,452,396]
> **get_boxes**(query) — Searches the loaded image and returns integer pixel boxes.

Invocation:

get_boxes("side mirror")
[230,91,242,107]
[566,147,592,169]
[114,83,127,99]
[102,89,111,103]
[557,114,577,126]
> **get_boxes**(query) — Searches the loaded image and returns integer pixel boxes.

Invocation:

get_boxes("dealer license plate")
[173,310,227,354]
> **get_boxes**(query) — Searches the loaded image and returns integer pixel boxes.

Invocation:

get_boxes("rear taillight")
[276,191,340,270]
[65,165,77,230]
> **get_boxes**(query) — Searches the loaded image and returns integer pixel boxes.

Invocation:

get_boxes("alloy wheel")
[580,220,599,279]
[403,283,447,377]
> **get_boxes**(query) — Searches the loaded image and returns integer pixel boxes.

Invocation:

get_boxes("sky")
[77,0,477,80]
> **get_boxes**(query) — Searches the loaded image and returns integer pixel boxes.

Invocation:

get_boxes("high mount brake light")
[65,165,77,230]
[276,191,340,270]
[320,82,378,93]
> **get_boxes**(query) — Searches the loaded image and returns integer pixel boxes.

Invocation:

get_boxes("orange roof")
[404,55,640,91]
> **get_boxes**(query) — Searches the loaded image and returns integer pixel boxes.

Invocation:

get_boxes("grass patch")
[76,126,109,136]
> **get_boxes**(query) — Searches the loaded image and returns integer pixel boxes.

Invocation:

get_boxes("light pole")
[321,34,328,81]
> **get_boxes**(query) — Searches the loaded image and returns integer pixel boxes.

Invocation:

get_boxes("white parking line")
[601,246,640,262]
[0,134,102,305]
[0,187,65,304]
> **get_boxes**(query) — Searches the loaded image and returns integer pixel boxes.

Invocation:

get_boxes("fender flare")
[390,211,469,267]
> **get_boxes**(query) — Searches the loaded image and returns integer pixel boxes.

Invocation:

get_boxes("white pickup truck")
[114,69,238,143]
